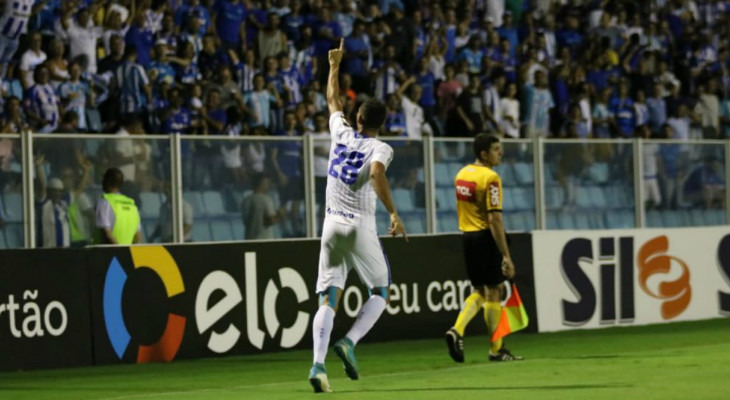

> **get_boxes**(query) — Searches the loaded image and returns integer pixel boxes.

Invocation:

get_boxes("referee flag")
[491,283,529,342]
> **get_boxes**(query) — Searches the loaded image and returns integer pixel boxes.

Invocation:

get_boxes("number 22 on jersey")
[329,144,365,185]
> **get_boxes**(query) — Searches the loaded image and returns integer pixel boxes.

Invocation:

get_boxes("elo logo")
[103,246,186,363]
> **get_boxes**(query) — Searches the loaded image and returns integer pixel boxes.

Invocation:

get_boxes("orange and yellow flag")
[491,283,529,342]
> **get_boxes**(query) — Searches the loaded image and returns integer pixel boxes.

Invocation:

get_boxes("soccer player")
[445,134,522,362]
[308,39,407,393]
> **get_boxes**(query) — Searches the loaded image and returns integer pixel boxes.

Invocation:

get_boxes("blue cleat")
[333,337,359,380]
[308,363,332,393]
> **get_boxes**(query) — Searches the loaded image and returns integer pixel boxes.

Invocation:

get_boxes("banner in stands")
[532,227,730,332]
[86,234,536,364]
[0,250,93,371]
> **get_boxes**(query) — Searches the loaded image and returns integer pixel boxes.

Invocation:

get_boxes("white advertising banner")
[533,227,730,332]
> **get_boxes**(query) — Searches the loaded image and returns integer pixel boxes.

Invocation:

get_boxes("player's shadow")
[335,383,632,393]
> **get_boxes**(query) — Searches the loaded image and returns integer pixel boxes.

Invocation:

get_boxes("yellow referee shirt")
[454,164,503,232]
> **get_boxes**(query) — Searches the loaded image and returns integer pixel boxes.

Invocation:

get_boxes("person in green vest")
[95,168,142,245]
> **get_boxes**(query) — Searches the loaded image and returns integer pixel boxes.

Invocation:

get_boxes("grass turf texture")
[1,319,728,400]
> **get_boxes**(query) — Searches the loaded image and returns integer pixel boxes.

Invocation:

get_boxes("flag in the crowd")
[492,282,529,342]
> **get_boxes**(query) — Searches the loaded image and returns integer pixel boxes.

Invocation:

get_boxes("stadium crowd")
[0,0,729,246]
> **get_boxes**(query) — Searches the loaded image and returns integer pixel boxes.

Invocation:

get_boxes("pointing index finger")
[339,38,345,51]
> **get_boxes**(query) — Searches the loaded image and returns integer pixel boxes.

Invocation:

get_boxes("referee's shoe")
[489,345,524,362]
[445,328,464,363]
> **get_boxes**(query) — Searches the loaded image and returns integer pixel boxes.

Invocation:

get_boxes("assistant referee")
[445,134,522,362]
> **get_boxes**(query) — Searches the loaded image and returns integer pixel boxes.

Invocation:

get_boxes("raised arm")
[370,161,407,241]
[327,38,345,114]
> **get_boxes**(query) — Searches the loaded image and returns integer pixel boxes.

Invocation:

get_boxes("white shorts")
[315,219,390,293]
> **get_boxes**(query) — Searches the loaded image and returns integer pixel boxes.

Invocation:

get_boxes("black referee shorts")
[462,229,505,287]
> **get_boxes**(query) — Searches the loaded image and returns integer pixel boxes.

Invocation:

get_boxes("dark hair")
[124,45,138,59]
[62,110,79,124]
[102,168,124,191]
[251,172,268,189]
[226,106,241,123]
[358,99,387,131]
[473,134,500,159]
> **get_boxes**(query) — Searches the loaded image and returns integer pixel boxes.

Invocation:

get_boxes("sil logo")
[103,246,185,363]
[637,236,692,320]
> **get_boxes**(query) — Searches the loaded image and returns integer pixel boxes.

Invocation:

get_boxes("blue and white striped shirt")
[115,61,149,114]
[236,62,256,93]
[27,83,59,132]
[280,66,303,105]
[0,0,33,40]
[58,80,89,130]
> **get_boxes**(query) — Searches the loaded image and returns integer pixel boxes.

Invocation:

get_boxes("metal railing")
[0,133,727,249]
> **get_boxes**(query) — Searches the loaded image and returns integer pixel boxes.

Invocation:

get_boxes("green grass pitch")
[1,319,728,400]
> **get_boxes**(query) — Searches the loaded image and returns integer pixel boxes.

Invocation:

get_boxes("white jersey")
[325,111,393,229]
[0,0,33,40]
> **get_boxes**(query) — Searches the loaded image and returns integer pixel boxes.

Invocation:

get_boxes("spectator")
[46,39,69,88]
[634,90,649,129]
[0,0,38,79]
[658,123,681,209]
[694,78,720,138]
[293,24,317,86]
[179,11,204,63]
[384,93,407,138]
[198,33,230,81]
[720,92,730,139]
[684,156,725,209]
[115,45,152,118]
[219,106,246,185]
[241,172,284,240]
[61,6,103,74]
[212,0,247,50]
[279,52,304,106]
[126,12,155,68]
[148,40,177,88]
[459,36,484,75]
[312,7,342,69]
[449,74,486,137]
[200,88,226,136]
[437,63,462,126]
[103,6,133,57]
[231,48,257,94]
[112,116,147,185]
[562,103,590,140]
[155,12,178,56]
[640,124,662,210]
[521,70,553,137]
[244,73,282,129]
[396,76,432,139]
[175,0,210,35]
[257,12,288,68]
[99,34,126,76]
[610,80,636,137]
[372,45,406,101]
[0,96,28,134]
[19,32,46,89]
[307,112,330,229]
[34,154,70,248]
[500,82,520,138]
[153,182,194,243]
[483,71,505,134]
[647,82,667,132]
[25,65,61,133]
[58,61,94,131]
[272,110,304,237]
[342,20,371,92]
[95,167,142,245]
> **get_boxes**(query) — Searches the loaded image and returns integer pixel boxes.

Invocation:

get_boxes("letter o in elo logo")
[103,246,186,363]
